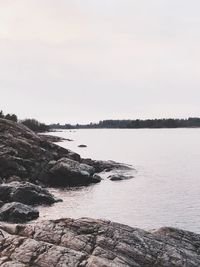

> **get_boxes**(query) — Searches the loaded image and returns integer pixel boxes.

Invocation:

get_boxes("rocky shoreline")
[1,218,200,266]
[0,118,133,222]
[0,118,199,266]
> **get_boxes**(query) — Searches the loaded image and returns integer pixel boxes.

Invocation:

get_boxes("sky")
[0,0,200,124]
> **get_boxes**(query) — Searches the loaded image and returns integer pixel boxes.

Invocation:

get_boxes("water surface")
[38,129,200,233]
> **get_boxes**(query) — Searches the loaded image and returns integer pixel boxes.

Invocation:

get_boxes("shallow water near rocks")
[38,128,200,233]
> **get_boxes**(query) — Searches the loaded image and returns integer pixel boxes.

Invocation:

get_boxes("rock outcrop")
[40,158,100,186]
[0,182,61,205]
[0,119,132,187]
[0,202,39,223]
[0,119,81,183]
[82,159,133,173]
[0,119,134,224]
[39,134,67,143]
[0,217,200,266]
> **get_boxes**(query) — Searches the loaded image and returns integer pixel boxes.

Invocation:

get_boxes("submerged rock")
[0,202,39,223]
[78,144,87,148]
[109,174,134,181]
[0,182,61,205]
[0,217,200,266]
[82,159,133,173]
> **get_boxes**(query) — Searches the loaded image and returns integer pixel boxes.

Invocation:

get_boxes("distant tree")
[21,119,49,132]
[4,113,18,122]
[49,118,200,129]
[0,110,4,118]
[0,111,18,122]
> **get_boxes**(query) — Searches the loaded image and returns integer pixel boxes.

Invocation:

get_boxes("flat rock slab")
[0,217,200,266]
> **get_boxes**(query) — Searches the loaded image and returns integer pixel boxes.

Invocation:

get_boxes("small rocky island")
[0,118,200,266]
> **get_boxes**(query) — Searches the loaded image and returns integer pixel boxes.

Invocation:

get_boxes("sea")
[38,128,200,233]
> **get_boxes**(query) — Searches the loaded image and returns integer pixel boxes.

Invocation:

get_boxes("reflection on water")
[38,129,200,233]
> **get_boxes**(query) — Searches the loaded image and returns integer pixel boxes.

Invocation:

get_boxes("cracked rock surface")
[0,217,200,266]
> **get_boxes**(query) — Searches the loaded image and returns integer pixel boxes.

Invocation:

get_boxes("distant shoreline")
[50,118,200,130]
[51,126,200,131]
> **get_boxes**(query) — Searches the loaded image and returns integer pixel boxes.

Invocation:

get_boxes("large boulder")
[0,202,39,223]
[0,218,200,266]
[41,158,100,186]
[0,182,61,205]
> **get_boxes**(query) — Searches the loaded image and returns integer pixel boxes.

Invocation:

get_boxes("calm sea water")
[38,129,200,233]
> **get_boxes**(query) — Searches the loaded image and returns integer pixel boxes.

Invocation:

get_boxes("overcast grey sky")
[0,0,200,123]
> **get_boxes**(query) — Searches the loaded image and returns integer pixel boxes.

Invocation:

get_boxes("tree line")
[50,118,200,129]
[0,110,49,132]
[1,109,200,131]
[21,119,49,132]
[0,110,18,122]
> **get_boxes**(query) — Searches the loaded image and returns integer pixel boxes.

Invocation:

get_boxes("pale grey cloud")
[0,0,200,123]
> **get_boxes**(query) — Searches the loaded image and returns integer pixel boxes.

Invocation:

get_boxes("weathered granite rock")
[41,158,100,186]
[82,159,133,173]
[0,218,200,266]
[0,202,39,223]
[93,174,102,182]
[0,182,61,205]
[0,119,81,184]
